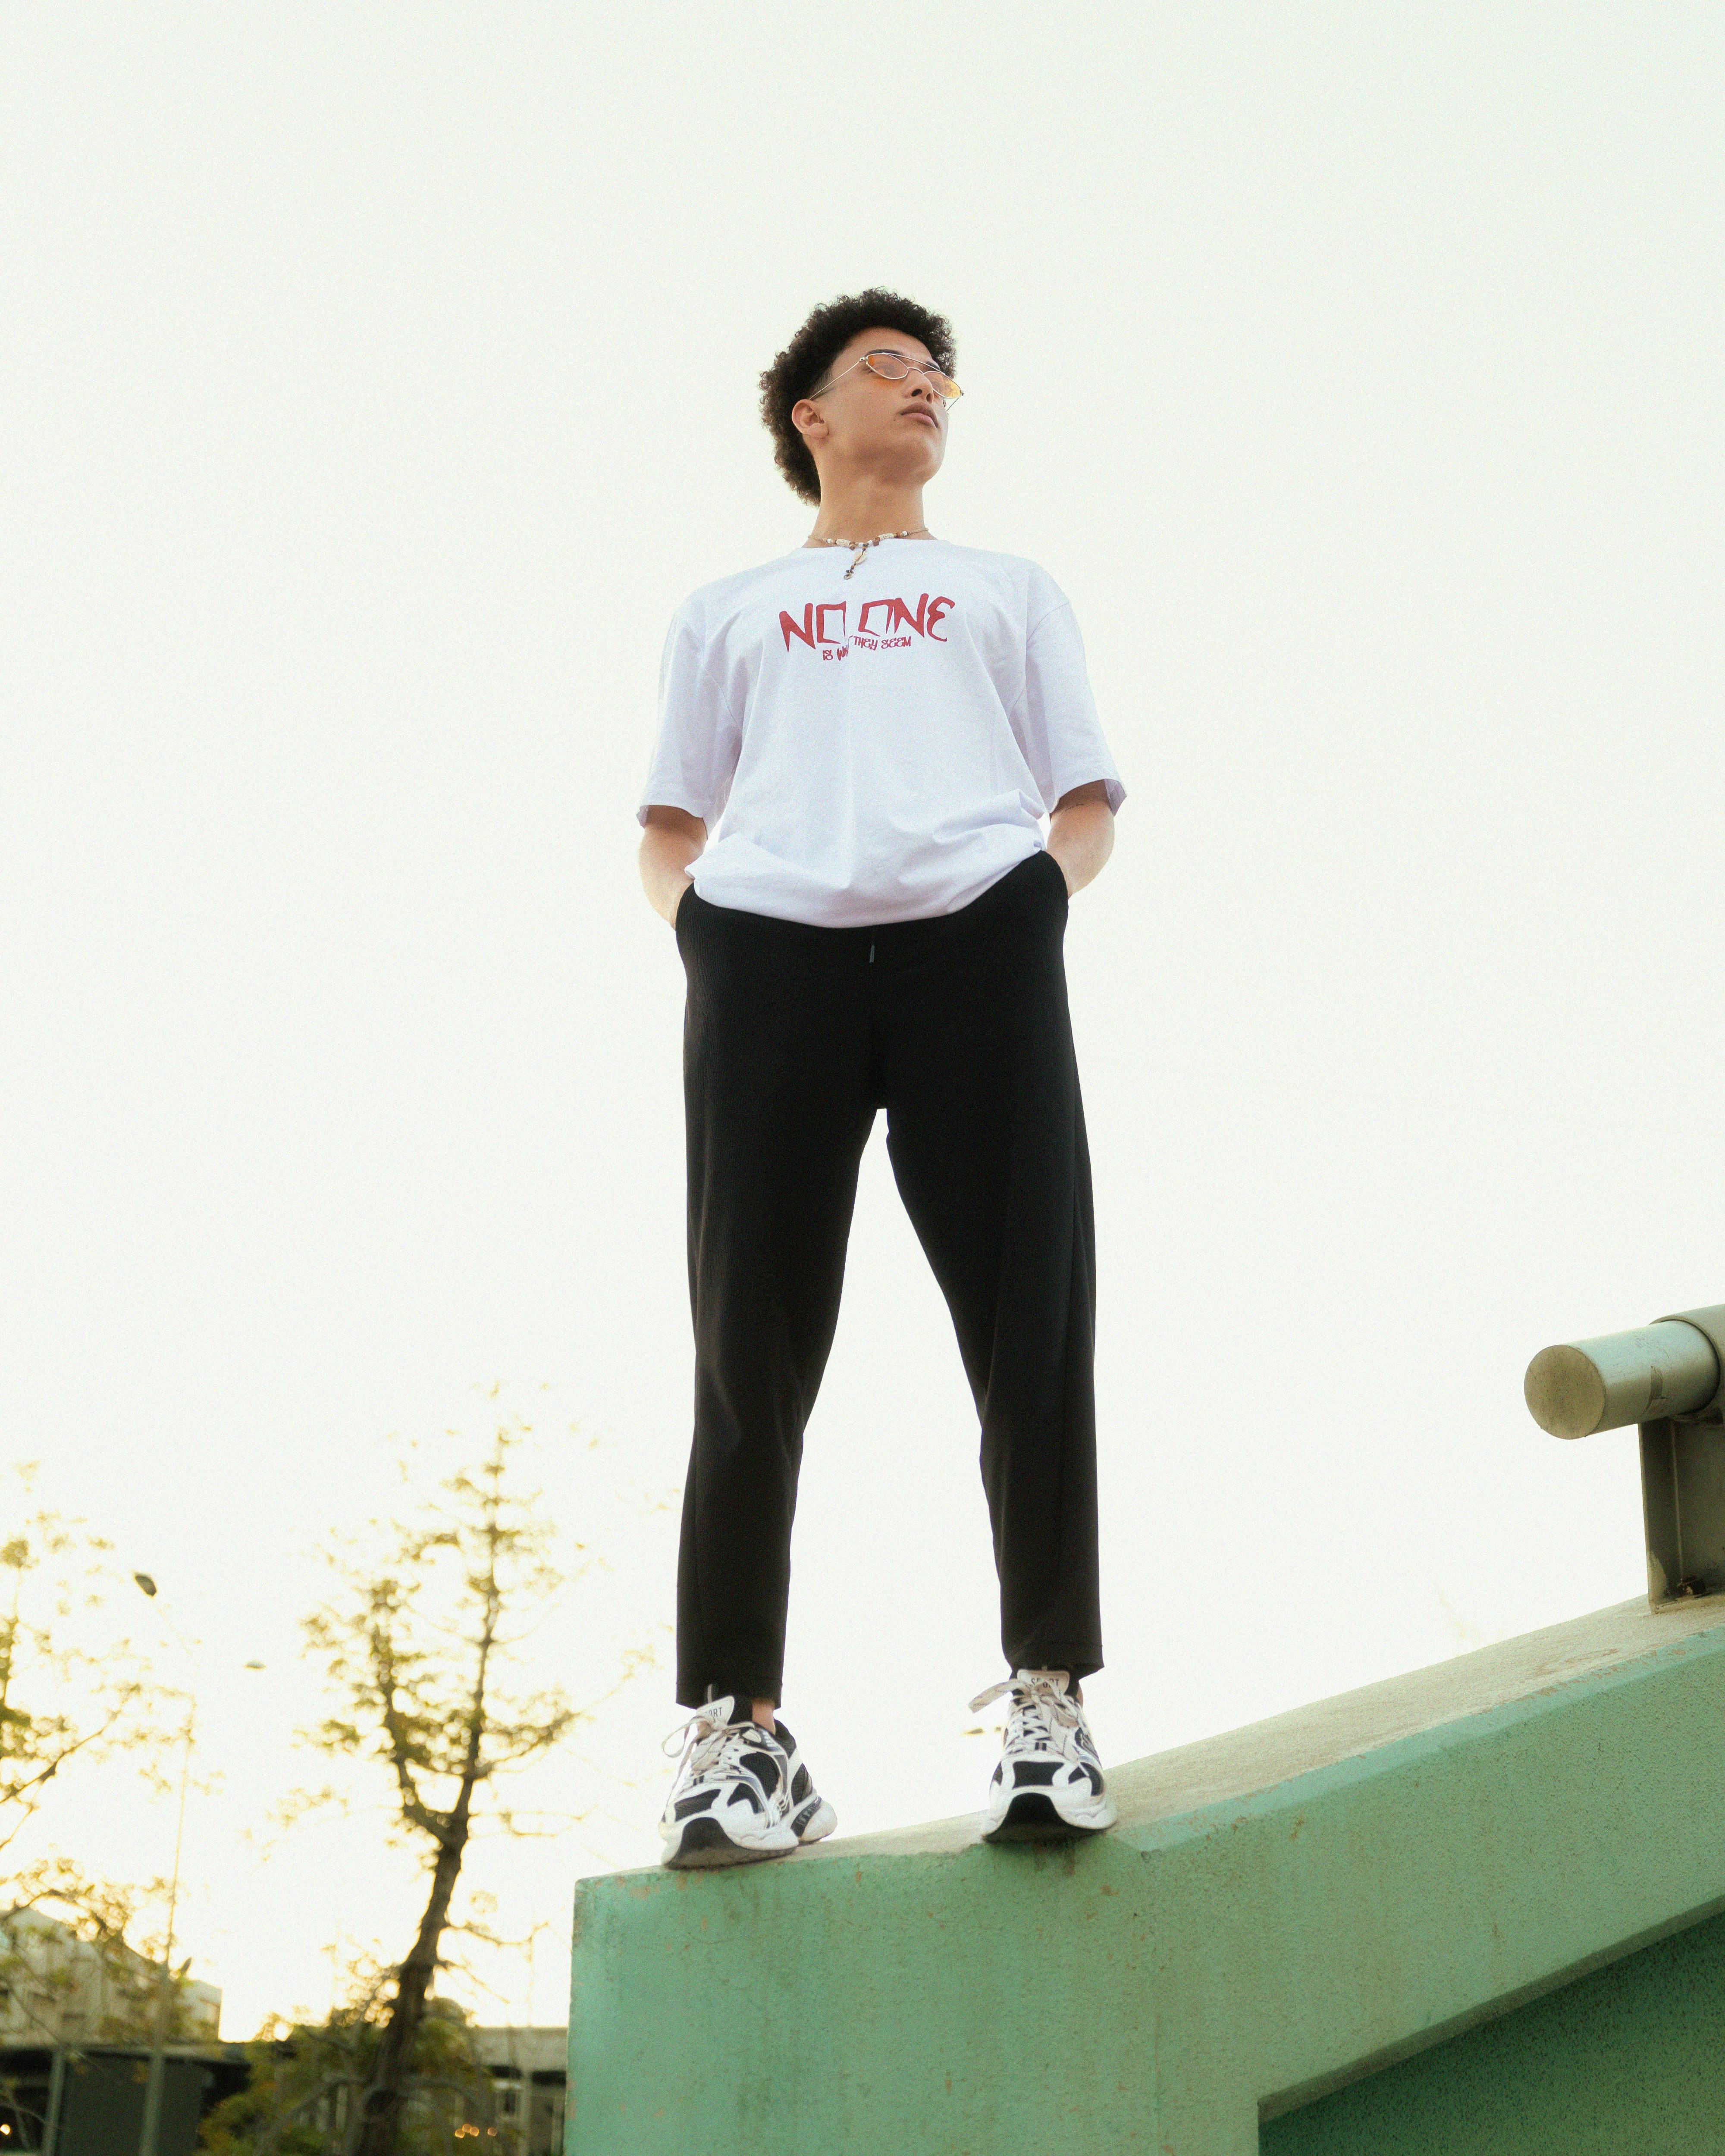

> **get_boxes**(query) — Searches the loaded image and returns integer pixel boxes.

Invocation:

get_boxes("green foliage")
[0,1463,179,1858]
[198,1985,493,2155]
[288,1423,587,2153]
[0,1463,201,2052]
[297,1423,579,1870]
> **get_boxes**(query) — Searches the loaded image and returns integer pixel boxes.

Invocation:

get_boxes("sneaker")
[968,1669,1119,1843]
[771,1715,837,1846]
[659,1695,833,1869]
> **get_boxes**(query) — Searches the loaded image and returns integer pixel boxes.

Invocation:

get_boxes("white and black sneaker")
[969,1669,1118,1843]
[659,1695,834,1869]
[771,1715,837,1846]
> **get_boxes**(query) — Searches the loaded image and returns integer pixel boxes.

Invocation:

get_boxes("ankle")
[751,1698,777,1733]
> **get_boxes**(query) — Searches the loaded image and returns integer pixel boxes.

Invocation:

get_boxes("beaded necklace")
[805,527,932,580]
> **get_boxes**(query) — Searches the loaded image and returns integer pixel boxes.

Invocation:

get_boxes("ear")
[791,396,827,446]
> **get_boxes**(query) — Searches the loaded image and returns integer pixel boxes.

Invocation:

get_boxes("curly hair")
[759,288,957,507]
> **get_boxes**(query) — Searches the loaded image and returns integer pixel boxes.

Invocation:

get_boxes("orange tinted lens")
[863,353,911,380]
[927,370,960,402]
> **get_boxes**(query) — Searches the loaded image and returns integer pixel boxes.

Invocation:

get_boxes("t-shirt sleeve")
[636,597,742,827]
[1010,584,1126,816]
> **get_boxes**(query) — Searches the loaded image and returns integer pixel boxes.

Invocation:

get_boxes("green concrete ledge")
[568,1596,1725,2154]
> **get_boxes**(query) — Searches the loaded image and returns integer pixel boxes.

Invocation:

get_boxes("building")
[0,1911,221,2049]
[0,1912,235,2153]
[0,2043,250,2155]
[0,1912,567,2156]
[473,2026,566,2156]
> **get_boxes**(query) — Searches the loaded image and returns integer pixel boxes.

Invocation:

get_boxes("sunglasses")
[814,348,963,404]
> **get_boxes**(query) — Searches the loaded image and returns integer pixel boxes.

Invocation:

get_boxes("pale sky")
[5,3,1723,2040]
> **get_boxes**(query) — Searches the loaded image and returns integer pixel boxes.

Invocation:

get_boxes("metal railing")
[1526,1304,1725,1609]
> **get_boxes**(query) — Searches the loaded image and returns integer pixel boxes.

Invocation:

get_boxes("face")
[791,326,950,489]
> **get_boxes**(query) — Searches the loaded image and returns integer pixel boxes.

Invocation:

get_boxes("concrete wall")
[1264,1903,1725,2153]
[568,1596,1725,2155]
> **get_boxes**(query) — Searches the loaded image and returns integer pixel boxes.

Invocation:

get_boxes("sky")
[4,1,1723,2041]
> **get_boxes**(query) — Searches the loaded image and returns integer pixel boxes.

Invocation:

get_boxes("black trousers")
[673,846,1102,1708]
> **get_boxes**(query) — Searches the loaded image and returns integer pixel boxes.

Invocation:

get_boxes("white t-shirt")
[637,537,1125,928]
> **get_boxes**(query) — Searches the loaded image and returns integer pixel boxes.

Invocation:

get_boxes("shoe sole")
[982,1792,1118,1844]
[662,1815,798,1871]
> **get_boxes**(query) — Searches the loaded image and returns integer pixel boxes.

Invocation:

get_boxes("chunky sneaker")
[969,1669,1119,1843]
[771,1715,837,1846]
[659,1695,835,1869]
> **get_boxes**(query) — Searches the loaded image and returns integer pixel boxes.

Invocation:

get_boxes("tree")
[0,1466,172,1861]
[296,1426,583,2156]
[0,1467,199,2051]
[198,1977,496,2156]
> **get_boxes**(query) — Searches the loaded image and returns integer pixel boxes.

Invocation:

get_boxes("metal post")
[41,2046,66,2156]
[138,1698,194,2156]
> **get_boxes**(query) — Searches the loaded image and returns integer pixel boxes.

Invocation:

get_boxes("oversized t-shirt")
[637,536,1125,928]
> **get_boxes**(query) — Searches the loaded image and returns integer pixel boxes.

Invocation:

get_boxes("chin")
[901,442,945,480]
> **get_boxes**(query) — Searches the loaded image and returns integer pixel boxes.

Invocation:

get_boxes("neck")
[807,472,929,544]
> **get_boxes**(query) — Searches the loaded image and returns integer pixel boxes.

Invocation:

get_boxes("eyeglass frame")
[808,347,963,405]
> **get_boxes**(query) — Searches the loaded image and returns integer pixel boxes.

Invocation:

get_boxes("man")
[638,289,1124,1869]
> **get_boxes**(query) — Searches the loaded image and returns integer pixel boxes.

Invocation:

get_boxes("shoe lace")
[967,1669,1084,1745]
[662,1704,778,1789]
